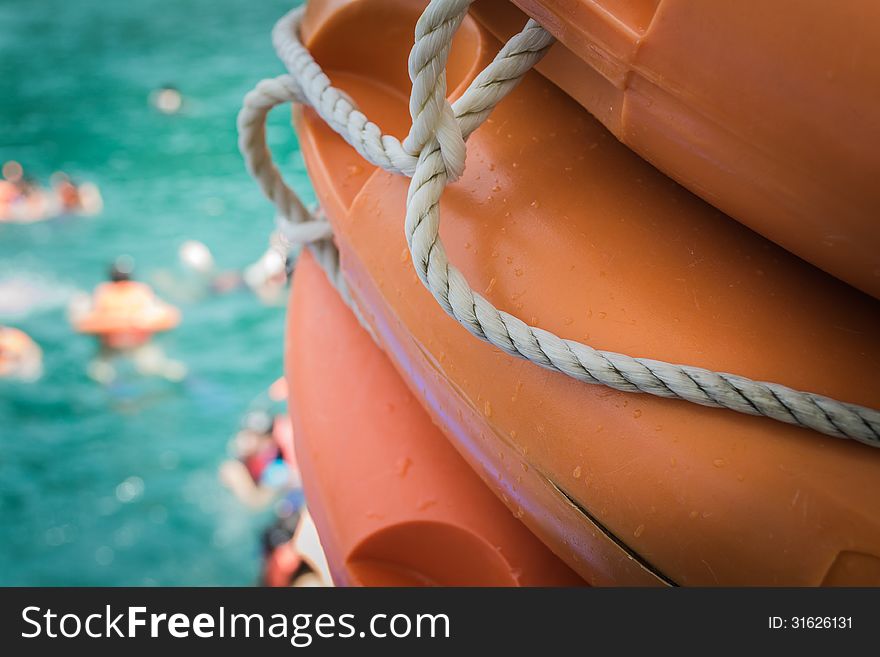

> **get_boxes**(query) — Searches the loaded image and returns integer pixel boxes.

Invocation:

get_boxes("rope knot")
[402,0,471,182]
[403,93,466,182]
[431,99,466,182]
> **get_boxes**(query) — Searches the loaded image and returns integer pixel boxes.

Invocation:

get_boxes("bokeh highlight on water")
[0,0,312,584]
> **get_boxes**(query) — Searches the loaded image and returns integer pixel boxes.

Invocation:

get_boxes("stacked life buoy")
[288,249,585,585]
[241,0,880,585]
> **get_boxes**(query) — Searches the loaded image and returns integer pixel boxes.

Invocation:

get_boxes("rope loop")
[236,73,332,246]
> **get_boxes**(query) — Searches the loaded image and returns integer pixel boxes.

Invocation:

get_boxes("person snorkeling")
[0,325,43,382]
[71,256,185,383]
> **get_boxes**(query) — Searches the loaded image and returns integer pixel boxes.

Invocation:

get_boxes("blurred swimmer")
[151,85,183,114]
[0,162,22,220]
[50,172,80,212]
[2,160,23,182]
[71,256,186,383]
[179,239,215,275]
[261,509,331,587]
[1,162,33,221]
[0,326,43,382]
[154,239,249,301]
[0,179,18,221]
[219,411,301,510]
[155,239,291,303]
[49,172,103,216]
[0,162,101,222]
[5,175,51,223]
[76,181,103,215]
[153,239,219,302]
[243,247,289,305]
[181,240,256,296]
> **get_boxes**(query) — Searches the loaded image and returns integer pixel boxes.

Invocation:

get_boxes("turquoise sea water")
[0,0,312,585]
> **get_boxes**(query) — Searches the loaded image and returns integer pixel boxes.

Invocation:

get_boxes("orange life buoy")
[293,0,880,585]
[471,0,880,299]
[286,250,585,587]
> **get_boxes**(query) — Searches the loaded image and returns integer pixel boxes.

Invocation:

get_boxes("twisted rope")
[236,73,358,323]
[238,1,880,447]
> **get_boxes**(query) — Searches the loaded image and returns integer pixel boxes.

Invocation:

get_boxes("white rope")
[237,74,333,246]
[239,2,880,448]
[236,72,365,331]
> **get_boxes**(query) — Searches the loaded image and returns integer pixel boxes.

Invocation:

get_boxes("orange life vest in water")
[74,281,180,349]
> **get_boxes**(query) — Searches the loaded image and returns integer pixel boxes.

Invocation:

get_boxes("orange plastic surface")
[286,250,585,587]
[74,282,180,336]
[473,0,880,298]
[293,0,880,586]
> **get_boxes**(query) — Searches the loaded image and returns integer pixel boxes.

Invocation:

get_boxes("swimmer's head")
[2,161,23,183]
[152,85,183,114]
[179,240,215,274]
[50,171,71,187]
[109,255,135,282]
[242,410,274,436]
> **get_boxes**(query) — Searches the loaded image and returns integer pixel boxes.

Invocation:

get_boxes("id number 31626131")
[768,617,852,630]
